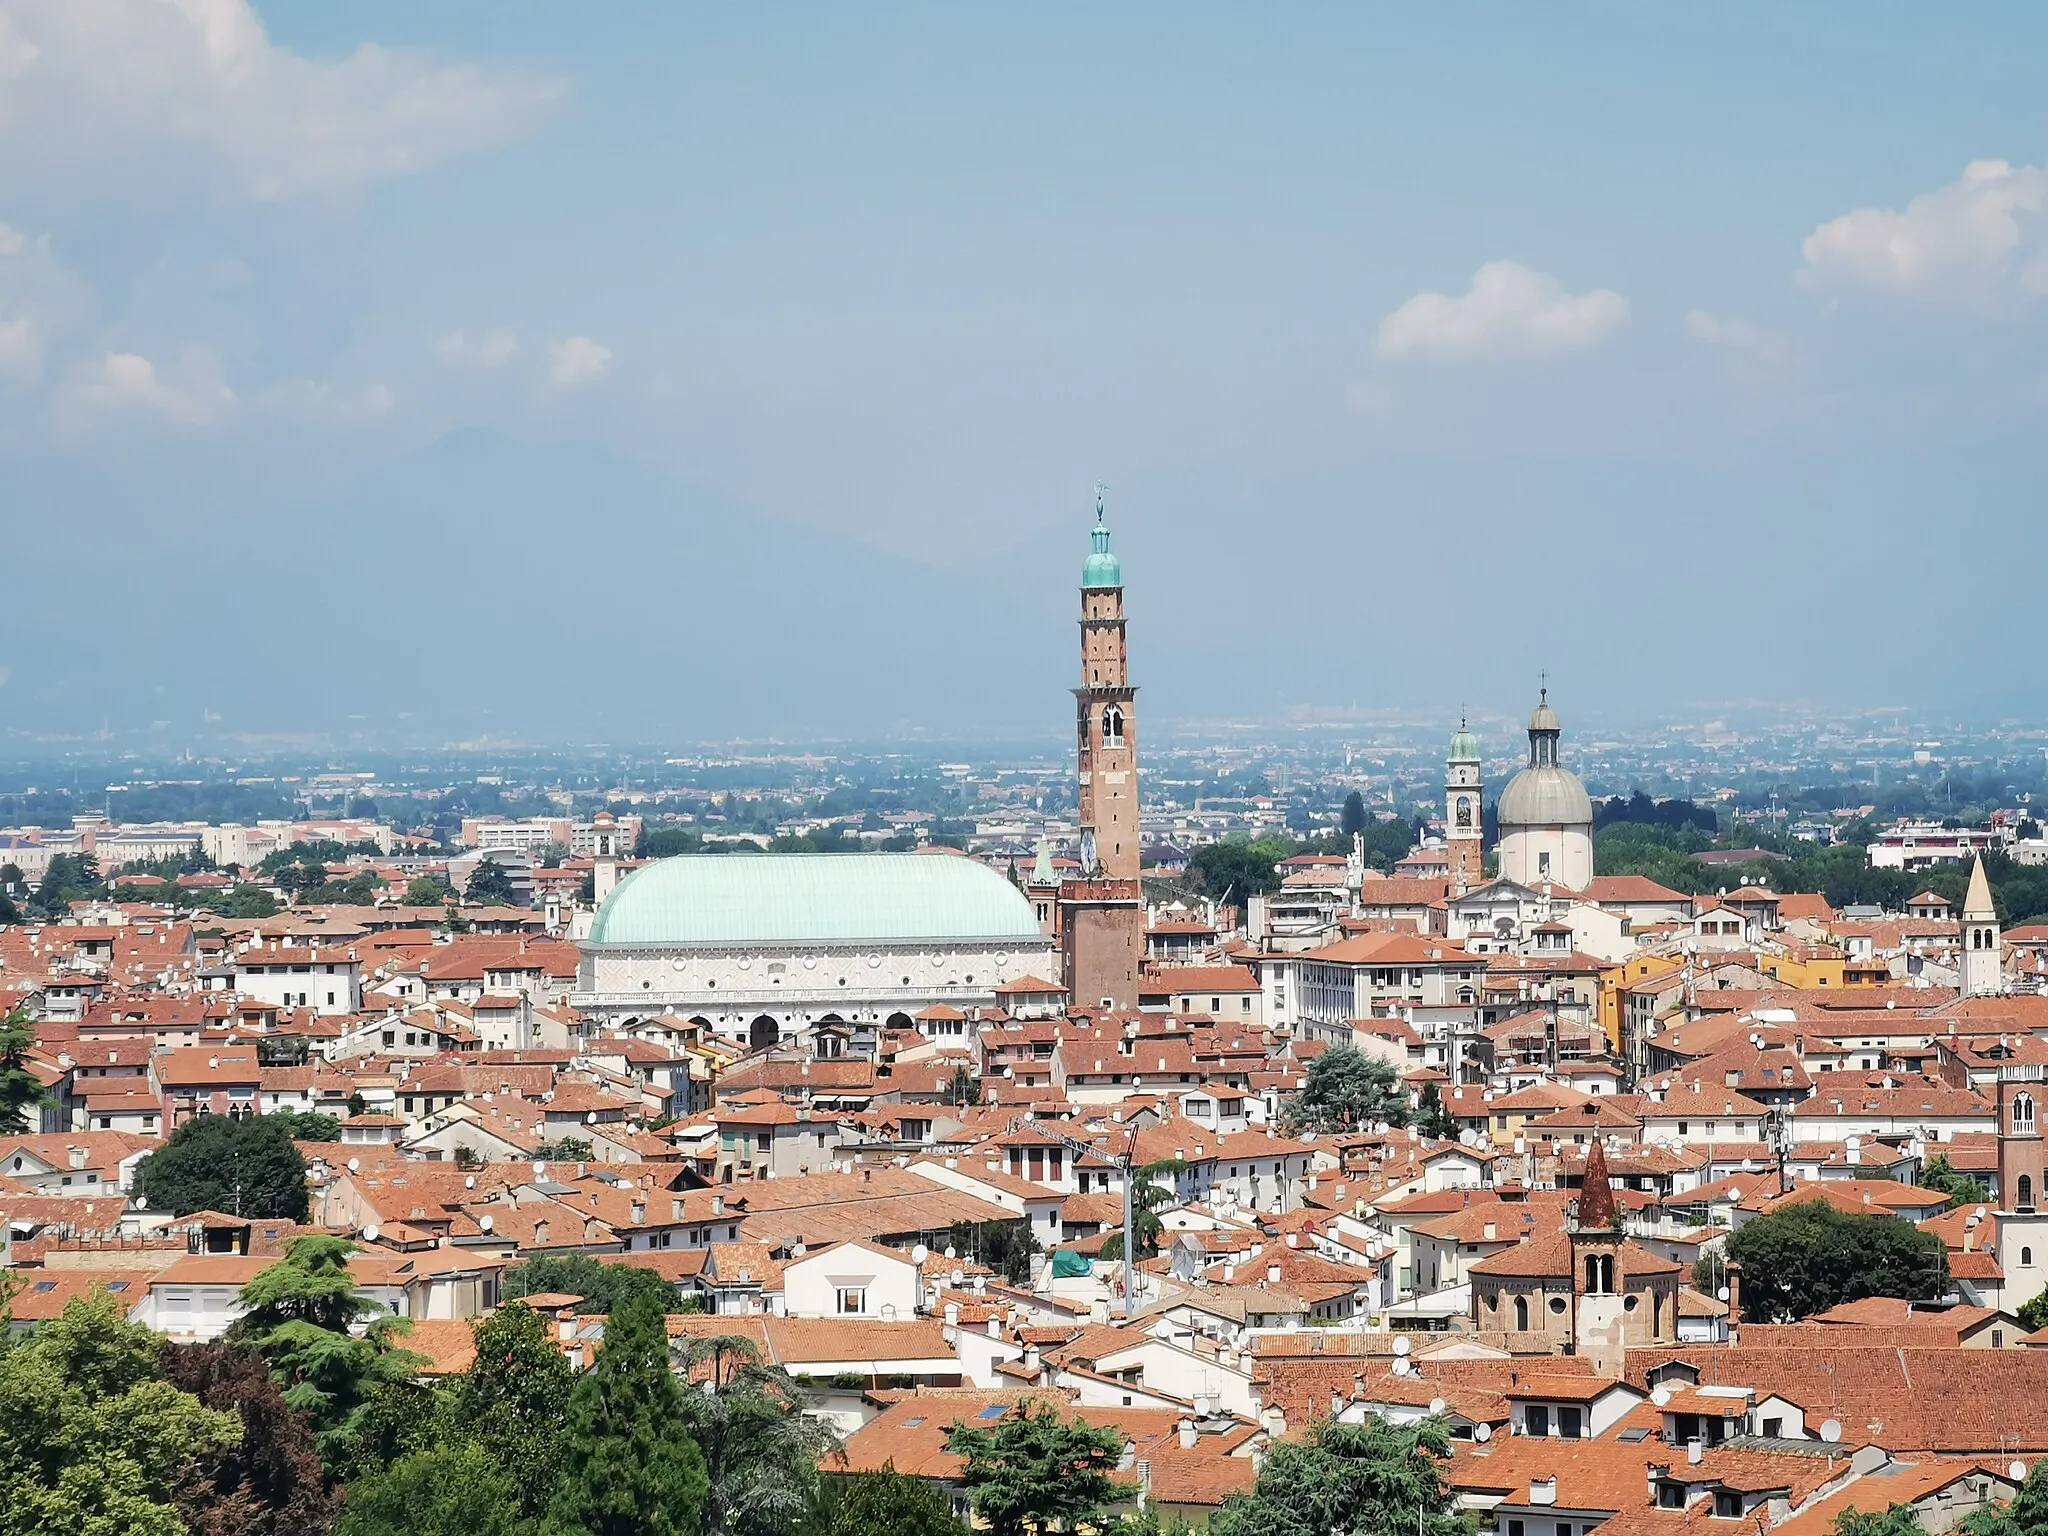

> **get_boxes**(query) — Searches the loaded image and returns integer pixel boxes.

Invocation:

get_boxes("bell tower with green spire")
[1060,490,1143,1010]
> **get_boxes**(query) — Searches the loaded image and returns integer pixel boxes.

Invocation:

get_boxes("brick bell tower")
[1059,492,1143,1011]
[1446,717,1485,894]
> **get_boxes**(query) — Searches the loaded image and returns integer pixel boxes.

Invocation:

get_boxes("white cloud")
[0,312,37,376]
[549,334,611,384]
[1686,311,1788,364]
[1801,160,2048,303]
[0,222,22,256]
[1378,261,1630,360]
[0,0,565,204]
[58,348,235,427]
[435,329,517,367]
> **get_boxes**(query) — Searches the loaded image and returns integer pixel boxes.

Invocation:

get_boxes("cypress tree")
[547,1289,708,1536]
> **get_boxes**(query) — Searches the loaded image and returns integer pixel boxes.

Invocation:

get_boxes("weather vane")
[1094,482,1108,522]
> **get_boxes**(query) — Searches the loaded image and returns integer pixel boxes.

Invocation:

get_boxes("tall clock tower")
[1059,495,1143,1010]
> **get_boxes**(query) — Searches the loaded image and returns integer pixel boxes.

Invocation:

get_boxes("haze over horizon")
[4,3,2046,742]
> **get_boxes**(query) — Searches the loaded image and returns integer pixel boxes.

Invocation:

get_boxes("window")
[1761,1417,1783,1438]
[2026,1248,2035,1267]
[2016,1094,2037,1132]
[1515,1296,1529,1331]
[1714,1493,1743,1519]
[1559,1405,1583,1439]
[2022,1175,2036,1212]
[1525,1405,1549,1437]
[1658,1484,1686,1510]
[836,1287,866,1315]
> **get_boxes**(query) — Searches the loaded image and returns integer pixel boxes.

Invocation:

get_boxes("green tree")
[1693,1249,1727,1297]
[1188,837,1291,905]
[1098,1163,1184,1262]
[1282,1047,1409,1132]
[0,1007,52,1135]
[1340,792,1367,838]
[404,875,453,907]
[1832,1507,1925,1536]
[1723,1201,1949,1322]
[162,1340,336,1536]
[944,1402,1122,1536]
[235,1236,424,1463]
[1921,1153,1991,1211]
[451,1302,577,1518]
[677,1333,840,1536]
[274,1110,341,1142]
[821,1466,965,1536]
[504,1253,680,1316]
[225,884,282,918]
[0,1291,243,1536]
[31,852,101,918]
[136,1112,312,1219]
[1414,1082,1458,1141]
[337,1442,530,1536]
[1209,1414,1468,1536]
[467,857,519,906]
[547,1289,709,1536]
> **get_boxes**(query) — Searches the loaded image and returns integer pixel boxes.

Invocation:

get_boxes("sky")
[2,2,2046,745]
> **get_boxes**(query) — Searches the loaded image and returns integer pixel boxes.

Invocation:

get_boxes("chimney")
[986,1316,1001,1339]
[945,1302,960,1327]
[1687,1439,1704,1466]
[1529,1478,1558,1505]
[1179,1417,1198,1449]
[1266,1263,1281,1284]
[712,1195,724,1216]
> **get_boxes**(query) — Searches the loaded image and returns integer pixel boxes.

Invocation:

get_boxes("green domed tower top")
[1081,493,1122,589]
[1449,716,1481,763]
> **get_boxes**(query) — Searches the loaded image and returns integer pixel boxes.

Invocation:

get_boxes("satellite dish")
[1394,1335,1412,1357]
[347,1157,360,1172]
[586,1111,598,1124]
[480,1214,494,1232]
[912,1244,929,1264]
[1474,1423,1494,1443]
[1717,1286,1731,1303]
[133,1196,147,1211]
[1820,1419,1843,1444]
[1651,1385,1673,1406]
[1430,1396,1447,1416]
[945,1245,958,1260]
[363,1224,379,1242]
[465,1175,475,1189]
[2012,1462,2028,1483]
[533,1161,547,1178]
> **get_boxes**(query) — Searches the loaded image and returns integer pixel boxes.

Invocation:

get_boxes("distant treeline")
[1593,790,1718,835]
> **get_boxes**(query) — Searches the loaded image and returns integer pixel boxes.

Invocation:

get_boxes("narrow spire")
[1964,853,1996,921]
[1576,1139,1617,1230]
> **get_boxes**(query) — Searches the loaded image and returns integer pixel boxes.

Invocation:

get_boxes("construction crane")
[1028,1118,1142,1313]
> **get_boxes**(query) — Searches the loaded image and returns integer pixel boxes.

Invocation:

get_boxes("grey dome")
[1498,765,1594,828]
[1529,700,1562,733]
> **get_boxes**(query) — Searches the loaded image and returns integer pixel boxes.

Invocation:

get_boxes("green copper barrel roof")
[586,853,1044,947]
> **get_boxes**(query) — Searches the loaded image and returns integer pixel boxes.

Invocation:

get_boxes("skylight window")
[976,1405,1008,1420]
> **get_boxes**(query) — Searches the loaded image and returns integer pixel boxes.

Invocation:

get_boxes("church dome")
[1499,687,1592,829]
[1081,500,1122,589]
[1497,765,1594,828]
[587,853,1044,948]
[1449,722,1481,763]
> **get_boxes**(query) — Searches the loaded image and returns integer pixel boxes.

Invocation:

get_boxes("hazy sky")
[3,3,2046,741]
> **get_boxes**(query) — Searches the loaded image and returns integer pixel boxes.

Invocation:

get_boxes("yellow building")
[1598,953,1685,1052]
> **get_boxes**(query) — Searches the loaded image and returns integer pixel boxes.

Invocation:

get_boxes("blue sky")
[2,3,2044,740]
